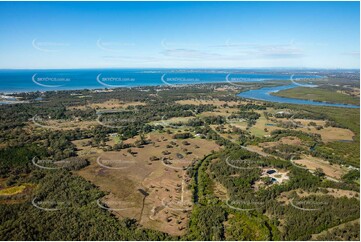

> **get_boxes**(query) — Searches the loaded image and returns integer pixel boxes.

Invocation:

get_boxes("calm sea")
[0,69,320,93]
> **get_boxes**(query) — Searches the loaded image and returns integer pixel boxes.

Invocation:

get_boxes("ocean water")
[0,69,320,93]
[1,69,357,108]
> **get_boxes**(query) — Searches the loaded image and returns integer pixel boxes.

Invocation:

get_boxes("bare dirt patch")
[292,155,346,179]
[175,99,241,107]
[278,188,359,205]
[259,136,303,149]
[212,181,228,200]
[75,132,220,236]
[324,188,359,199]
[72,138,103,156]
[270,118,355,143]
[249,108,354,142]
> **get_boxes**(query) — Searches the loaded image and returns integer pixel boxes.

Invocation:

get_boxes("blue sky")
[0,1,359,69]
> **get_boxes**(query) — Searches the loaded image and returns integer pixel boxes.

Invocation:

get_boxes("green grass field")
[273,87,359,105]
[0,185,26,196]
[112,135,121,144]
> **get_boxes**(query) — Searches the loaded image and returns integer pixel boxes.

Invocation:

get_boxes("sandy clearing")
[292,155,346,179]
[75,131,221,236]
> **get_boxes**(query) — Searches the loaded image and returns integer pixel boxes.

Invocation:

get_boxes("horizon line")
[0,67,359,71]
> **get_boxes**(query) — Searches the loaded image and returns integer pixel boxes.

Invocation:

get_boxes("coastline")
[1,81,359,109]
